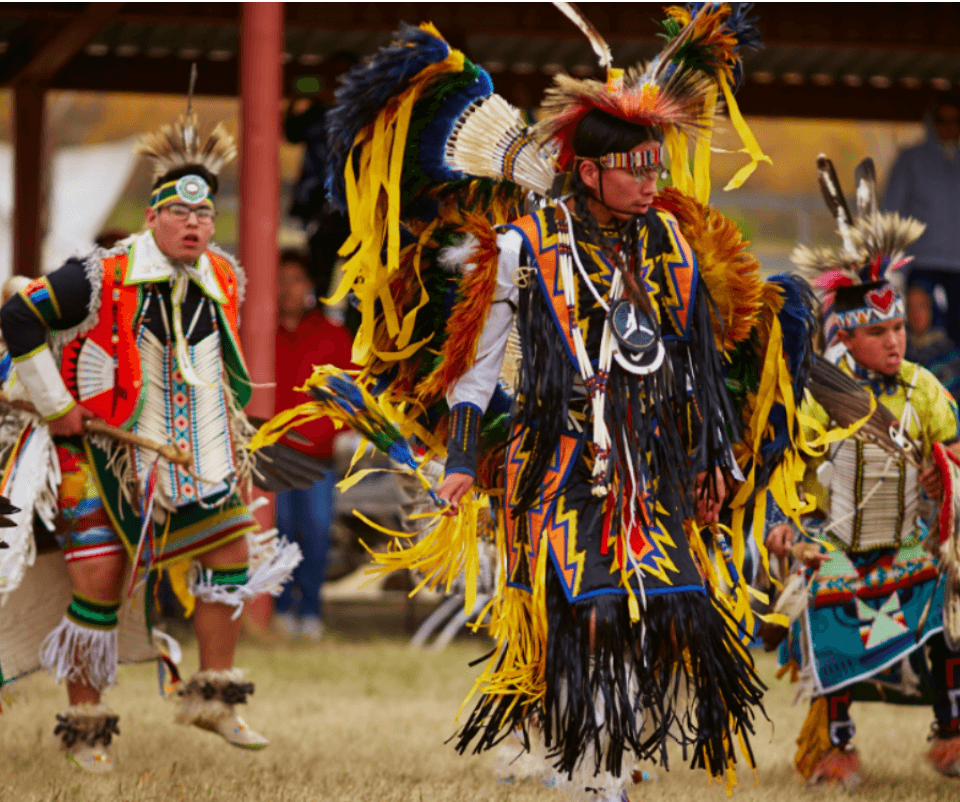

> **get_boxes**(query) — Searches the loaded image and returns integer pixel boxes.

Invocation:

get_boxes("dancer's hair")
[570,109,663,303]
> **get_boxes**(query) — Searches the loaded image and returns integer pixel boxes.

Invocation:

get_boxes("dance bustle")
[445,94,558,197]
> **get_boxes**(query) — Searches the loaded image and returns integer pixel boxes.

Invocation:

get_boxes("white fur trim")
[40,615,118,692]
[175,668,247,726]
[55,702,118,750]
[543,661,640,801]
[188,537,302,620]
[208,242,247,309]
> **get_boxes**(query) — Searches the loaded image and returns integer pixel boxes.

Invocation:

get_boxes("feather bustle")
[416,215,501,406]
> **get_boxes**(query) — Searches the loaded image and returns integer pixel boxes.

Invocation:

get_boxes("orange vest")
[59,250,251,428]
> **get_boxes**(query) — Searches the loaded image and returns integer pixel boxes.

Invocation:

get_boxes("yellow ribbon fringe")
[329,23,464,368]
[719,73,773,191]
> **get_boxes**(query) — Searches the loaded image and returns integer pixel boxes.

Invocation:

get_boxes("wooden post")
[238,2,283,632]
[12,83,47,278]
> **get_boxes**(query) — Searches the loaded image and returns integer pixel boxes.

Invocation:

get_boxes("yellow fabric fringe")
[794,697,833,779]
[328,22,465,367]
[361,493,487,616]
[458,523,550,725]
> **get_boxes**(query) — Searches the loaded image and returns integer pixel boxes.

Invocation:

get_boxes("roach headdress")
[792,155,925,336]
[531,2,768,201]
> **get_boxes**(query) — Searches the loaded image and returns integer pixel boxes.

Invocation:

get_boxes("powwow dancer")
[0,111,303,772]
[252,4,825,799]
[767,155,960,789]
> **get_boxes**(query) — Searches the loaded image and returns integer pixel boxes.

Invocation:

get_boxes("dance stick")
[0,393,192,466]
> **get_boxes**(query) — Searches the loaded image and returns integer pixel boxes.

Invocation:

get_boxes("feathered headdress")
[137,113,237,181]
[792,154,925,337]
[528,2,769,202]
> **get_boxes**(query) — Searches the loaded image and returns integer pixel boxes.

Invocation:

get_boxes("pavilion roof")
[1,3,958,120]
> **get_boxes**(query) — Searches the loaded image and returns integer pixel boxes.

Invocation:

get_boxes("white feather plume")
[445,94,558,197]
[438,234,480,273]
[553,1,612,69]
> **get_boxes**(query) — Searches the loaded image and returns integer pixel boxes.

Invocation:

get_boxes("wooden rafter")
[9,2,125,86]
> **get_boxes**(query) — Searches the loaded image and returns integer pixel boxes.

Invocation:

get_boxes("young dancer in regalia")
[253,4,824,799]
[0,114,302,772]
[767,156,960,789]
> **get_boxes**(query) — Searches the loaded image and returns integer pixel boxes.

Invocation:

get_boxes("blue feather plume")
[325,23,452,213]
[743,273,819,497]
[768,272,819,401]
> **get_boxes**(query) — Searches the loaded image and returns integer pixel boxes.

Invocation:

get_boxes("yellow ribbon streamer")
[664,127,695,197]
[693,84,718,205]
[719,73,773,191]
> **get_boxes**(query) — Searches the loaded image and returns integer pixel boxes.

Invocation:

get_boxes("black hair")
[571,108,664,159]
[833,280,899,323]
[568,109,664,313]
[152,164,219,196]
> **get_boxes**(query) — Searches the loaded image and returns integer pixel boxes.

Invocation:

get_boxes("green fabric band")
[66,594,120,630]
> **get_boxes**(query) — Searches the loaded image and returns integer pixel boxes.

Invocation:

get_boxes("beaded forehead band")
[835,283,905,330]
[150,174,215,211]
[598,147,662,170]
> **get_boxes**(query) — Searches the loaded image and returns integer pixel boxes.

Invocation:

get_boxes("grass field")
[0,601,957,802]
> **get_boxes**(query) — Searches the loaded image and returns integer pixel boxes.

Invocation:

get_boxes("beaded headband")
[150,174,215,210]
[834,282,904,330]
[598,147,662,170]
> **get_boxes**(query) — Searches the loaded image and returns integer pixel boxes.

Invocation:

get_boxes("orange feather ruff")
[654,187,766,353]
[416,213,500,407]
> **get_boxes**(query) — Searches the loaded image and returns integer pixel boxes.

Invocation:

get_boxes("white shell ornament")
[609,299,665,375]
[175,174,210,204]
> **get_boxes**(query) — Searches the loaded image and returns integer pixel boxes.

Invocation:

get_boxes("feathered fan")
[807,356,921,466]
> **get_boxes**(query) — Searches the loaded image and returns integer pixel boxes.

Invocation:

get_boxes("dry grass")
[0,605,957,802]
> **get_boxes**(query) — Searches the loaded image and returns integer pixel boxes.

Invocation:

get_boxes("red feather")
[815,271,855,291]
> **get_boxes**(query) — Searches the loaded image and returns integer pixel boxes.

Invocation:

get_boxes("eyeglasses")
[162,203,216,222]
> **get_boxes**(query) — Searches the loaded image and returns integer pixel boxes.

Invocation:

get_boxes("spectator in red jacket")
[274,249,354,640]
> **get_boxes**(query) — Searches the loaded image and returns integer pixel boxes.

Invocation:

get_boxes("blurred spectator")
[905,283,960,399]
[285,51,358,299]
[884,93,960,343]
[274,248,354,641]
[94,228,129,249]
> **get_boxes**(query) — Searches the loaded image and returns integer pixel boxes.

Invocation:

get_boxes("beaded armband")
[445,402,482,478]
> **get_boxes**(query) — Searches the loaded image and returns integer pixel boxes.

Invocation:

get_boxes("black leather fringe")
[455,565,766,782]
[512,209,740,530]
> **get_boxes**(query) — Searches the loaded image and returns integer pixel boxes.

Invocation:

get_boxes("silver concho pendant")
[609,298,665,375]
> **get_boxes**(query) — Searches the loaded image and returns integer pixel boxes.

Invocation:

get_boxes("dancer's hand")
[437,472,474,516]
[919,464,943,503]
[47,404,95,437]
[765,523,795,558]
[767,523,827,567]
[694,467,726,524]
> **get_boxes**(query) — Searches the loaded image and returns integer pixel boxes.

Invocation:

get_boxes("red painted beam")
[238,1,282,629]
[238,1,282,420]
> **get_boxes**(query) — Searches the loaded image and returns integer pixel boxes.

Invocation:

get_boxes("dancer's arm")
[438,229,523,510]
